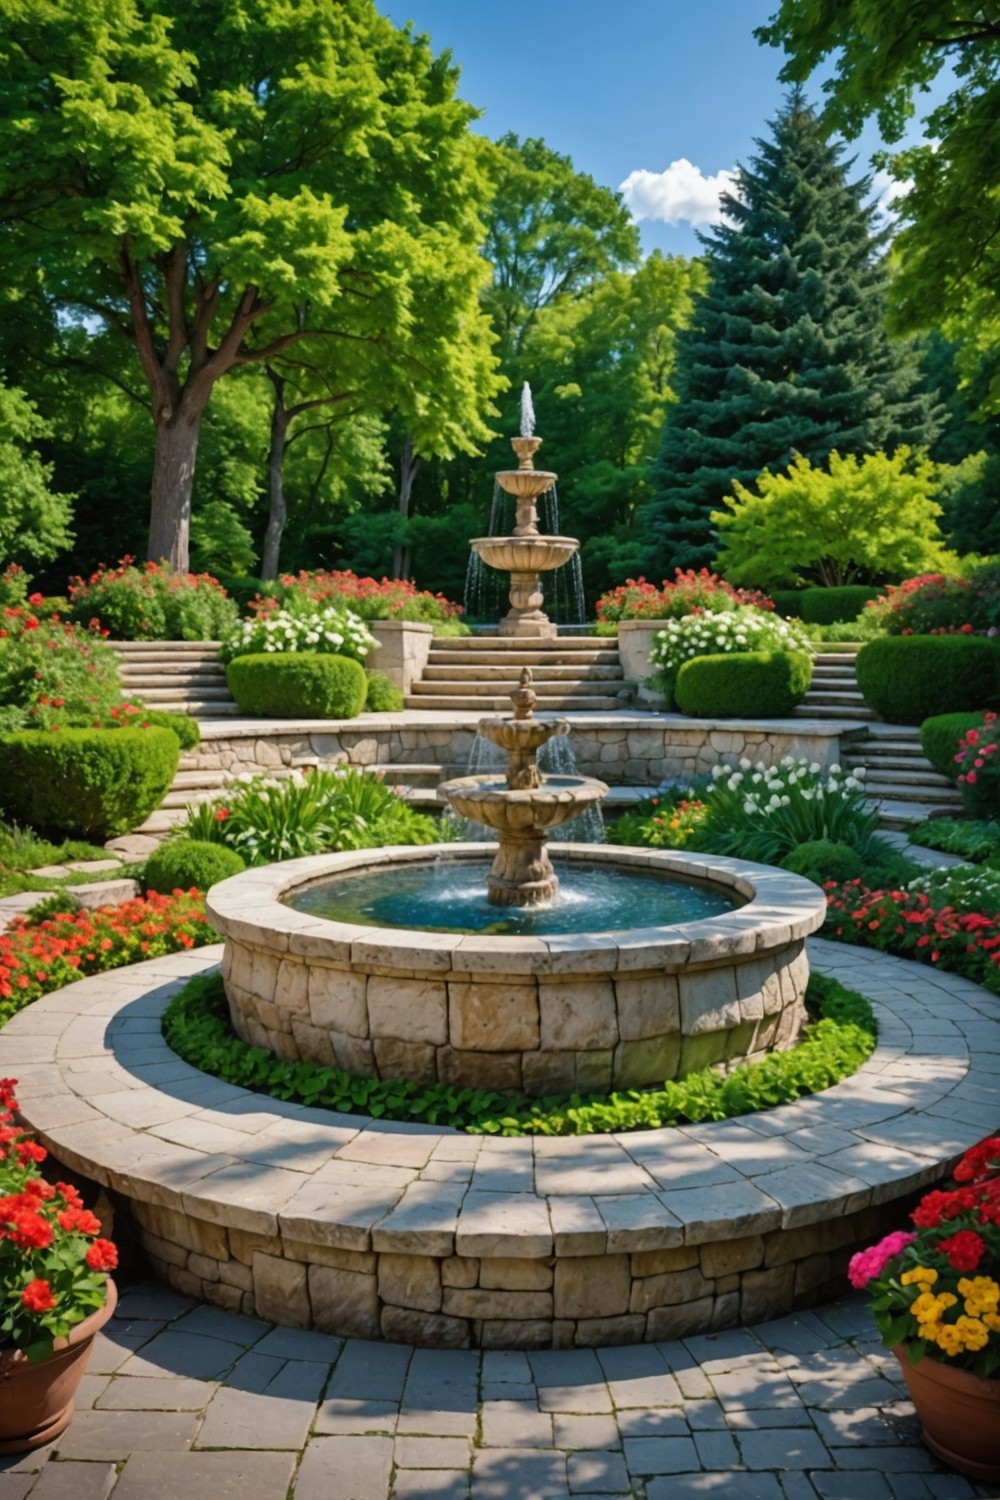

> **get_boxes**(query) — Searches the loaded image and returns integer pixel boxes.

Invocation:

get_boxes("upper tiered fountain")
[470,383,580,638]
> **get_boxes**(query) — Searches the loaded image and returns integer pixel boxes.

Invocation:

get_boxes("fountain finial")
[510,666,536,722]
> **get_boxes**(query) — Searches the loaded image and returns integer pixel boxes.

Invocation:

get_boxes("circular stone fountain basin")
[207,845,827,1098]
[470,535,580,572]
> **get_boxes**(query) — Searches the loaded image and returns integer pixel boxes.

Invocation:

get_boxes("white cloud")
[619,159,738,227]
[871,166,913,223]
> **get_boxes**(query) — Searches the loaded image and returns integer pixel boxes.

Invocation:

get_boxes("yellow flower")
[902,1267,938,1288]
[911,1292,957,1324]
[984,1312,1000,1332]
[954,1316,990,1352]
[933,1324,964,1357]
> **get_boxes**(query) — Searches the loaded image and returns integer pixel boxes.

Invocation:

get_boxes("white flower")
[809,763,821,775]
[739,758,751,770]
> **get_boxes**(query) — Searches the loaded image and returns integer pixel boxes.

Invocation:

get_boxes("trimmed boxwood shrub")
[364,670,404,713]
[145,837,245,894]
[855,637,1000,725]
[920,711,986,780]
[226,652,367,719]
[674,650,812,718]
[0,727,180,838]
[769,589,807,618]
[781,839,864,886]
[797,586,884,625]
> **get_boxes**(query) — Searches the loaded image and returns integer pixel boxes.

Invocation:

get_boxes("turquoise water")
[286,859,735,937]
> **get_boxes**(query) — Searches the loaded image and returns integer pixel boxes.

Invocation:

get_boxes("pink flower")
[847,1230,917,1289]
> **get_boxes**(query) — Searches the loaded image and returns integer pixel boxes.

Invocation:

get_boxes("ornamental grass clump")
[699,756,881,866]
[220,604,374,666]
[172,766,437,866]
[1,1078,117,1358]
[849,1134,1000,1378]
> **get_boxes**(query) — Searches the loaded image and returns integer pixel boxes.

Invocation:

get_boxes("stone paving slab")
[1,1283,993,1499]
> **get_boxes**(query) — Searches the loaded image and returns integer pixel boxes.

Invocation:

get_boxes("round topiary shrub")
[920,712,986,780]
[674,651,813,718]
[797,586,884,625]
[855,637,1000,725]
[781,839,864,887]
[364,670,404,713]
[145,837,245,894]
[225,652,367,719]
[0,727,180,838]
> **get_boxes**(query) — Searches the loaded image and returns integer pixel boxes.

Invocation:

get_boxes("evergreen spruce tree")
[641,92,939,575]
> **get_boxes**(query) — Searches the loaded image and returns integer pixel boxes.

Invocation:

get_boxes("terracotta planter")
[894,1343,1000,1482]
[0,1279,117,1454]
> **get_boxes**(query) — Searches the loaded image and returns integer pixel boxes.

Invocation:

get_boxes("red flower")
[7,1209,54,1251]
[21,1279,56,1313]
[85,1238,118,1272]
[938,1229,987,1272]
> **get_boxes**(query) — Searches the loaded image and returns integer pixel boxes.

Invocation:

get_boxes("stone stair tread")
[864,781,961,804]
[404,694,625,711]
[436,635,607,650]
[411,679,622,697]
[422,664,623,680]
[845,753,943,772]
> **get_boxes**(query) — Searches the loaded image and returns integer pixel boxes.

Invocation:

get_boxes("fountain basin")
[207,846,827,1098]
[494,467,558,500]
[470,535,580,574]
[437,774,607,835]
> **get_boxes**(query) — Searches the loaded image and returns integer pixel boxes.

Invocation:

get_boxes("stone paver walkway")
[1,1282,993,1500]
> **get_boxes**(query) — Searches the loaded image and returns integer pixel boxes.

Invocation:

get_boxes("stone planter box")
[367,620,434,693]
[617,620,668,707]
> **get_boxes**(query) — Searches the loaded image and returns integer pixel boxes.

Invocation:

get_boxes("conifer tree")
[641,93,938,575]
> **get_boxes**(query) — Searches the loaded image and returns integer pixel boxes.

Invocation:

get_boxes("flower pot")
[0,1279,117,1454]
[893,1343,1000,1482]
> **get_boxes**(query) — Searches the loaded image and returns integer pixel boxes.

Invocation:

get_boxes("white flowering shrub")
[649,608,812,678]
[220,606,375,665]
[700,755,880,865]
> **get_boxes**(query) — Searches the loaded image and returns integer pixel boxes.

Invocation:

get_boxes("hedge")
[920,712,986,780]
[781,839,864,887]
[674,650,813,718]
[797,586,884,625]
[0,727,180,838]
[225,652,367,719]
[855,637,1000,725]
[145,838,245,894]
[769,589,807,618]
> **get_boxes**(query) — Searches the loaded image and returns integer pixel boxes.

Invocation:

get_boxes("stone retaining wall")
[132,1196,902,1349]
[183,716,849,789]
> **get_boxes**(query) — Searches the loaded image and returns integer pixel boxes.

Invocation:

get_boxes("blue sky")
[382,0,941,258]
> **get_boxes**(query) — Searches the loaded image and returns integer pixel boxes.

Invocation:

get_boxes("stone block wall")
[131,1197,908,1349]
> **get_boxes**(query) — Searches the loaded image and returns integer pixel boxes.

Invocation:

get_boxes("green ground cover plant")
[162,971,875,1137]
[908,818,1000,864]
[171,766,437,865]
[363,670,404,713]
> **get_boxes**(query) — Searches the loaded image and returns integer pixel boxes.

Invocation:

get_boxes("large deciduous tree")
[0,0,500,572]
[641,93,938,576]
[757,2,1000,400]
[0,381,74,567]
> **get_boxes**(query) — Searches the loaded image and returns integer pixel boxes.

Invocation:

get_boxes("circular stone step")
[0,938,989,1348]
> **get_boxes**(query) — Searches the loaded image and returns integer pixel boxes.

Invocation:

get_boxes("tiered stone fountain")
[469,387,578,638]
[437,668,606,907]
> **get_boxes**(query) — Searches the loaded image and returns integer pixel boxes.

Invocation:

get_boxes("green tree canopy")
[0,0,501,571]
[713,447,950,588]
[0,381,74,568]
[641,93,938,576]
[757,1,1000,400]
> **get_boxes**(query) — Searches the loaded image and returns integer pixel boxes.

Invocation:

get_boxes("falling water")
[520,381,536,438]
[452,731,605,845]
[464,480,587,626]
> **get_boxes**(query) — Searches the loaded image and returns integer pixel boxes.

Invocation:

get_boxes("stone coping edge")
[194,714,860,740]
[204,845,829,977]
[2,938,996,1264]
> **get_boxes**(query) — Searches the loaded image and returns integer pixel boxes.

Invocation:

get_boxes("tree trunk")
[261,372,290,581]
[147,414,203,571]
[391,433,421,580]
